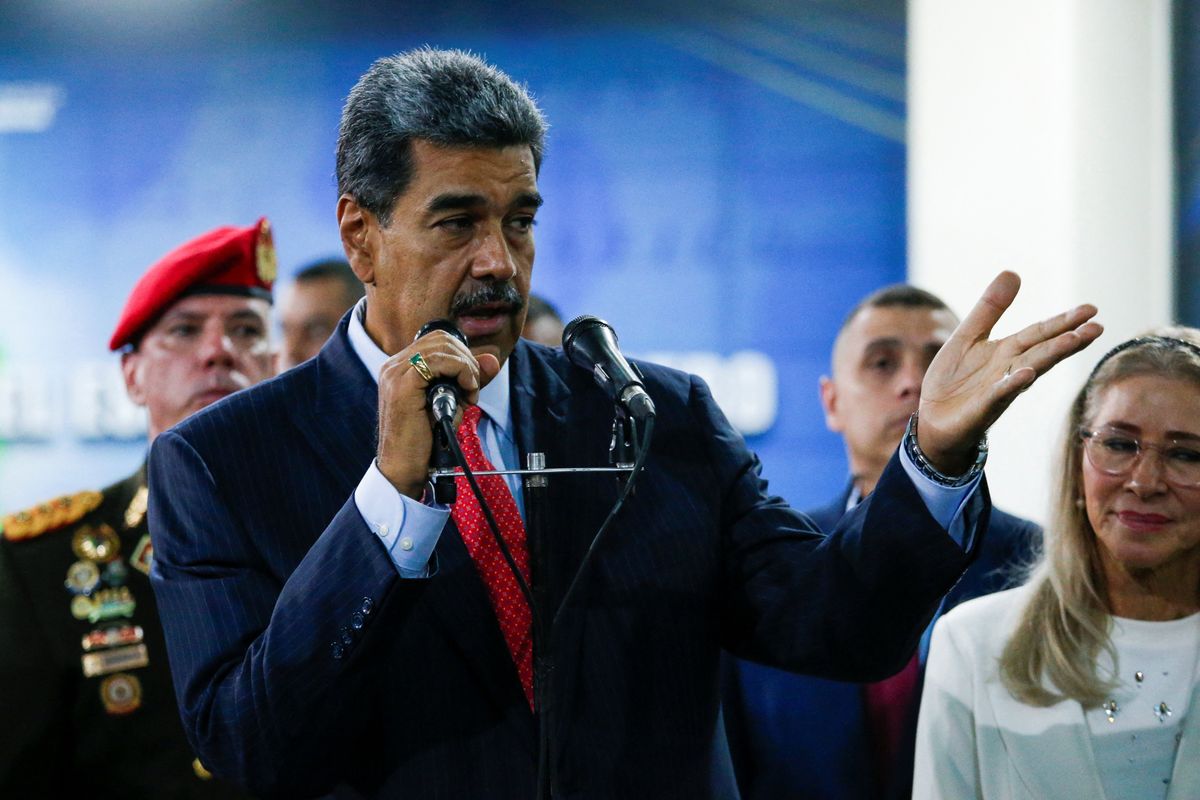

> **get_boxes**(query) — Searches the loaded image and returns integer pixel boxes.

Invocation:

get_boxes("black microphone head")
[416,318,467,346]
[562,315,617,371]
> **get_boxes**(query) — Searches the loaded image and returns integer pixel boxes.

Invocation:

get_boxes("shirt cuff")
[898,444,981,549]
[354,460,449,578]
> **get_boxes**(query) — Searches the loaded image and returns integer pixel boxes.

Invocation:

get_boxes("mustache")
[450,283,525,316]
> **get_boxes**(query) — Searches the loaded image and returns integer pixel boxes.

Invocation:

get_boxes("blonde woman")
[913,331,1200,800]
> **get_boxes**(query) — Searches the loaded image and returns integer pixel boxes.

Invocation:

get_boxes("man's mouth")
[193,388,234,407]
[454,302,519,338]
[450,281,524,341]
[192,380,242,408]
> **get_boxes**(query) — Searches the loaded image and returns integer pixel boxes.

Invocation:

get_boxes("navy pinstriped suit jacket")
[721,488,1040,800]
[147,319,985,799]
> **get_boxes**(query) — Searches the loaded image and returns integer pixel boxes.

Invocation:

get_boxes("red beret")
[109,218,276,351]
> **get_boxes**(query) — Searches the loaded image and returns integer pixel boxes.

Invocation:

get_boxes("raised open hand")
[916,271,1103,475]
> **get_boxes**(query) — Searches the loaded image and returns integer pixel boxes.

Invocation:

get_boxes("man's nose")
[471,226,518,281]
[198,322,236,368]
[896,357,924,399]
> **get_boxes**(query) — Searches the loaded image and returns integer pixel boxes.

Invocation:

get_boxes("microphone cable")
[436,408,655,631]
[437,415,536,613]
[552,413,654,627]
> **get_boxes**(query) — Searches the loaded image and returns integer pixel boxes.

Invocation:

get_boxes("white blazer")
[912,585,1200,800]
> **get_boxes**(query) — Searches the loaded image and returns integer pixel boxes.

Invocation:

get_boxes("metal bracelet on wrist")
[903,412,988,488]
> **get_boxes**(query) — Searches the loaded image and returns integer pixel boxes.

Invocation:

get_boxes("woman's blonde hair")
[999,326,1200,707]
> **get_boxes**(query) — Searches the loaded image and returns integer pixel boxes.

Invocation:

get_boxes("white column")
[908,0,1173,524]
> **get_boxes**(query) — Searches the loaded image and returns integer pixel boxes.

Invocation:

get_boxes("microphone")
[561,315,656,420]
[416,319,468,423]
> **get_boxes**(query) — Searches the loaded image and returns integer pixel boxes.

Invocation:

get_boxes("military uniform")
[0,468,251,798]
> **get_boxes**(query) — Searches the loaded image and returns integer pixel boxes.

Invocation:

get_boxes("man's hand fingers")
[990,321,1103,410]
[1007,303,1099,354]
[953,271,1022,343]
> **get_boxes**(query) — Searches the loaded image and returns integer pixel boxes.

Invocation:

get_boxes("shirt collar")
[347,298,511,432]
[845,482,864,512]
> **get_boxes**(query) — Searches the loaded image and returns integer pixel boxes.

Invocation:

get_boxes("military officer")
[0,219,277,797]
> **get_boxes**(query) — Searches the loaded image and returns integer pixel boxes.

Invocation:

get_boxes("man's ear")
[337,194,377,285]
[121,351,147,407]
[819,375,842,433]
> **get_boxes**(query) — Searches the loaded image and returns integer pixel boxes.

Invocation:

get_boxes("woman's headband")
[1086,335,1200,383]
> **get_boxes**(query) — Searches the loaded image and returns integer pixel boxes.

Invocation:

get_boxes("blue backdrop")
[0,0,906,513]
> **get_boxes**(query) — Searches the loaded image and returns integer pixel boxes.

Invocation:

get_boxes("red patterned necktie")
[451,404,534,710]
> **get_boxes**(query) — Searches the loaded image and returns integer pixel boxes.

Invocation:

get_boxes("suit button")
[330,642,345,660]
[360,597,374,616]
[340,626,353,646]
[350,612,365,630]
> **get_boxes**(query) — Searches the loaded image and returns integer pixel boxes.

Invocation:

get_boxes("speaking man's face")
[346,140,541,366]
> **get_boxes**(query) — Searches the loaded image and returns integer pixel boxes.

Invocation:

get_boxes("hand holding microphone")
[375,319,498,499]
[414,319,470,423]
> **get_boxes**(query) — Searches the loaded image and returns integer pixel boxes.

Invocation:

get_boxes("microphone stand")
[524,452,554,800]
[430,422,458,504]
[429,408,651,800]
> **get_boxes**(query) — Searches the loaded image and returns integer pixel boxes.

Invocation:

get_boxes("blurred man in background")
[0,219,275,798]
[520,293,564,347]
[722,284,1042,800]
[279,257,365,370]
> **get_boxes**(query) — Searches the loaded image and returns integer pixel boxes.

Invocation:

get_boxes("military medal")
[99,673,142,715]
[71,595,94,620]
[130,533,153,576]
[124,485,148,529]
[102,559,129,587]
[81,624,144,652]
[65,560,101,595]
[82,643,149,677]
[71,523,121,562]
[86,586,136,623]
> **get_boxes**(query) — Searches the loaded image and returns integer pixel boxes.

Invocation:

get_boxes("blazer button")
[330,642,345,660]
[339,626,354,646]
[360,597,374,616]
[350,612,365,630]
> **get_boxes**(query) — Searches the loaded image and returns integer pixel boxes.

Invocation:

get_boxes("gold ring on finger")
[409,352,435,383]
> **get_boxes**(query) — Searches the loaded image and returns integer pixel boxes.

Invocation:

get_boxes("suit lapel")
[297,323,538,747]
[293,323,380,496]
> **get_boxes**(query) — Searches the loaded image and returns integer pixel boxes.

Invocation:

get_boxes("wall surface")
[909,0,1174,523]
[0,0,910,512]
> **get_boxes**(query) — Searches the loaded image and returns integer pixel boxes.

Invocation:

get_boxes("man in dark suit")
[0,219,274,797]
[147,49,1098,799]
[722,285,1042,800]
[279,257,365,371]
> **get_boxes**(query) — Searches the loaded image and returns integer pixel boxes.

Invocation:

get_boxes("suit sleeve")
[148,429,406,797]
[698,374,986,680]
[912,616,984,800]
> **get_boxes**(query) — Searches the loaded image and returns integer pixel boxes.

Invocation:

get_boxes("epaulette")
[2,490,104,542]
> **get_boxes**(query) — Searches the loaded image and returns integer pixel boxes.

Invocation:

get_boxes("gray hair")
[336,47,548,226]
